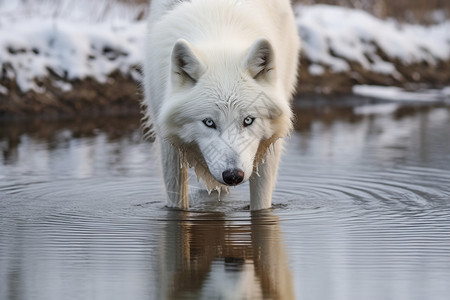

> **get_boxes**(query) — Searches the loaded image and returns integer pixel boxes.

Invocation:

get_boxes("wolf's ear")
[244,39,275,82]
[171,39,205,87]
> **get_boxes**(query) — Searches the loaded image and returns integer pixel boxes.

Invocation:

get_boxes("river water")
[1,98,449,300]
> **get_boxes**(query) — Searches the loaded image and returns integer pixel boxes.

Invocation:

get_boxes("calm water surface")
[1,98,450,300]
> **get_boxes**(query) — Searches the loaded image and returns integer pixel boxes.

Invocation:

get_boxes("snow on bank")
[353,85,450,103]
[296,5,450,75]
[0,0,146,93]
[0,2,449,95]
[351,85,449,116]
[0,19,145,92]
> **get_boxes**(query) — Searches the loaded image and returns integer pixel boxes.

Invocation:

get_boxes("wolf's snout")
[222,169,244,186]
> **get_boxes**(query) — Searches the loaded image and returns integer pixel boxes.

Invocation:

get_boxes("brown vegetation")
[295,0,449,24]
[124,0,449,24]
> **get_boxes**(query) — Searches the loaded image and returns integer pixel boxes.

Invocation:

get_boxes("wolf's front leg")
[160,139,189,209]
[249,139,283,211]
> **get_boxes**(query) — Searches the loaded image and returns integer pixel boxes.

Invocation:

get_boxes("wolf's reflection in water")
[158,210,294,299]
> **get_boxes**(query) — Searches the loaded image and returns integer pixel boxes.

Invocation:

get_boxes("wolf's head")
[158,38,292,189]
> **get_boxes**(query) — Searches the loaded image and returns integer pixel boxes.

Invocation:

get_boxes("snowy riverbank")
[1,2,449,118]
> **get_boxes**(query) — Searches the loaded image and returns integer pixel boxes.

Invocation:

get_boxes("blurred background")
[0,0,448,118]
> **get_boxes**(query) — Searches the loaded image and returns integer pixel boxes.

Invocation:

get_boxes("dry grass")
[121,0,449,24]
[295,0,449,24]
[8,1,446,24]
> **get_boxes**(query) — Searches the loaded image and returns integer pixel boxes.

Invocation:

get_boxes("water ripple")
[276,162,450,212]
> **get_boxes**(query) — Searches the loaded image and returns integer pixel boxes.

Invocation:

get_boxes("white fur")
[143,0,300,210]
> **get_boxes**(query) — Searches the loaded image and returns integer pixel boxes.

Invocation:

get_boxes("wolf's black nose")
[222,169,244,185]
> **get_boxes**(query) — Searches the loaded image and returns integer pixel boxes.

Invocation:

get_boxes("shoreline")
[2,57,449,121]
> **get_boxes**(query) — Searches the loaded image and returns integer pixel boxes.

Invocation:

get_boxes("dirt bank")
[297,53,450,95]
[2,54,448,120]
[0,69,142,120]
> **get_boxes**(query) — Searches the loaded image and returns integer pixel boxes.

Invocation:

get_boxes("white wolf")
[143,0,300,210]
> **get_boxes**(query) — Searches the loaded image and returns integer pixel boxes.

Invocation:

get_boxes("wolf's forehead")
[201,81,241,103]
[201,74,256,100]
[211,91,257,115]
[198,82,272,116]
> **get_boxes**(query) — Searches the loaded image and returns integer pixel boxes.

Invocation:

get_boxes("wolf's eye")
[243,116,255,127]
[202,118,216,129]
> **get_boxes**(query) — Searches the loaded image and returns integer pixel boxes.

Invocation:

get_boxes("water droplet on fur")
[217,189,221,201]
